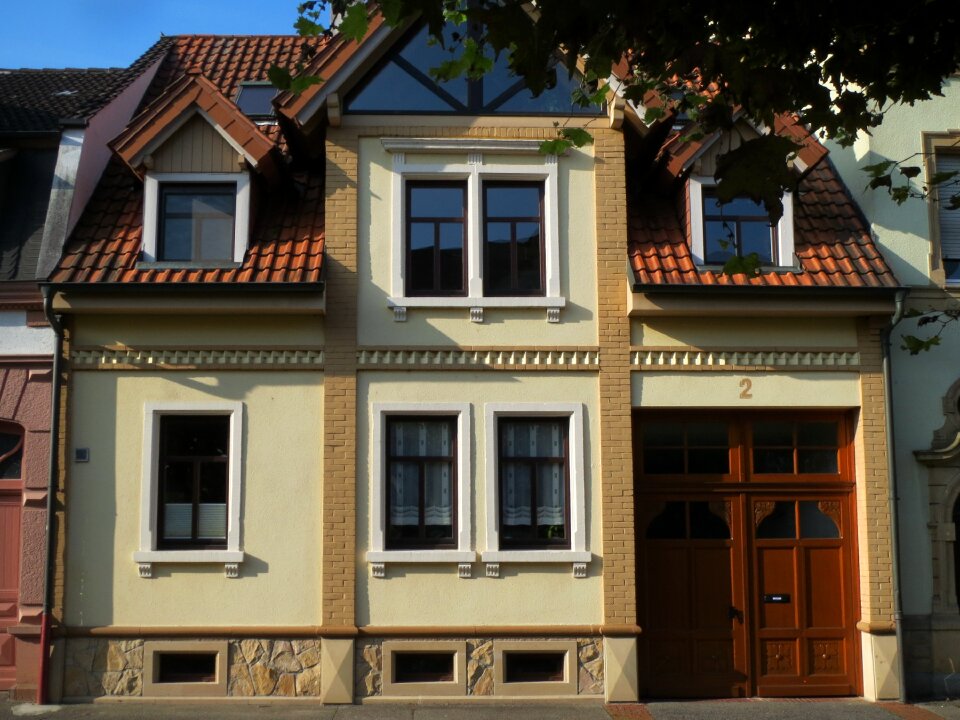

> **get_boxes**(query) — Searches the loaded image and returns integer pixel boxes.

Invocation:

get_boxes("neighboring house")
[45,17,904,704]
[0,54,165,701]
[830,79,960,699]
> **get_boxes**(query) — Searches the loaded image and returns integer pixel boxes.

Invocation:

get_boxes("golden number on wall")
[739,378,753,400]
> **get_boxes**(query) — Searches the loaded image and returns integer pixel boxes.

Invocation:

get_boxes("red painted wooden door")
[0,492,20,690]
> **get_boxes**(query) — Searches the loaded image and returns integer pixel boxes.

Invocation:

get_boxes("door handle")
[728,605,744,624]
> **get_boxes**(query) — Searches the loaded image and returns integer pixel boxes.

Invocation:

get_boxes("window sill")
[481,550,591,563]
[133,550,244,579]
[137,261,243,270]
[388,296,566,323]
[366,550,476,563]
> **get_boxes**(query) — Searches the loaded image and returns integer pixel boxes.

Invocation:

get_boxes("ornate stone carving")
[633,348,860,370]
[371,563,386,579]
[225,563,239,579]
[470,307,484,323]
[392,306,407,323]
[137,563,152,579]
[485,563,500,578]
[754,501,776,527]
[573,562,588,578]
[546,307,561,323]
[458,563,472,579]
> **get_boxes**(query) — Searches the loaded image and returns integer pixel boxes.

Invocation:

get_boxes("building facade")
[44,19,905,703]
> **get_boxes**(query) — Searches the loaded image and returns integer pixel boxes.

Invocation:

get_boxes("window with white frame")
[141,172,250,264]
[383,138,563,317]
[134,402,244,572]
[934,150,960,284]
[483,403,590,563]
[689,177,796,268]
[368,403,474,564]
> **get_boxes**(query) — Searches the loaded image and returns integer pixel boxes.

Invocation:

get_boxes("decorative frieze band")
[357,348,600,370]
[72,347,325,370]
[632,348,861,370]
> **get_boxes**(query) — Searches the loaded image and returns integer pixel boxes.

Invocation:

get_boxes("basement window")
[157,653,217,684]
[143,640,228,697]
[503,652,566,683]
[393,652,456,683]
[492,640,577,696]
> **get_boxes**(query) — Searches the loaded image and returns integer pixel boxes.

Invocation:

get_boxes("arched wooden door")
[635,413,859,698]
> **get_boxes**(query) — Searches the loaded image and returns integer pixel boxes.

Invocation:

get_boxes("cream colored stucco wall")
[72,314,324,347]
[632,317,860,348]
[356,371,601,626]
[828,78,960,287]
[356,138,598,346]
[632,371,862,408]
[65,370,323,627]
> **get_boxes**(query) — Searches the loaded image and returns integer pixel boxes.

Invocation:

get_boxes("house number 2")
[739,378,753,399]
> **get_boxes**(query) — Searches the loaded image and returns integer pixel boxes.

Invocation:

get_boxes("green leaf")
[890,186,911,204]
[643,106,666,124]
[559,127,594,148]
[721,253,762,278]
[267,65,293,91]
[901,334,941,355]
[868,174,893,190]
[540,138,573,155]
[338,3,369,42]
[289,74,323,95]
[948,193,960,210]
[294,16,324,37]
[899,165,922,179]
[863,160,896,177]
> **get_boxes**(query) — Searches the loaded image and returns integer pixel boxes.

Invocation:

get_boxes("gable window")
[142,173,251,265]
[134,402,244,576]
[158,184,236,263]
[385,139,563,320]
[689,177,795,268]
[484,182,544,296]
[369,403,474,565]
[483,403,589,565]
[385,416,457,549]
[406,182,467,296]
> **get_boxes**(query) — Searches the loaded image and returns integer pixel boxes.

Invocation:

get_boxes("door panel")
[0,493,20,690]
[638,498,747,698]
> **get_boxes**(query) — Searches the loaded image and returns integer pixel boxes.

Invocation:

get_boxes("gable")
[152,114,240,174]
[342,22,603,116]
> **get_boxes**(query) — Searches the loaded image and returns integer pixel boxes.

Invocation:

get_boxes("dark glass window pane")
[501,461,533,530]
[798,449,839,474]
[438,223,464,292]
[395,25,469,105]
[346,61,455,112]
[199,463,227,503]
[198,217,234,260]
[688,448,729,474]
[798,422,838,446]
[705,221,734,263]
[496,73,603,115]
[162,462,193,502]
[161,218,192,261]
[501,420,564,458]
[423,461,453,537]
[536,462,566,540]
[0,432,22,479]
[689,502,731,539]
[515,222,542,292]
[482,51,523,106]
[410,186,465,218]
[753,422,793,446]
[644,448,684,474]
[408,223,435,293]
[799,501,840,539]
[756,502,796,539]
[486,186,541,218]
[945,259,960,282]
[485,224,512,293]
[721,197,767,216]
[754,448,794,474]
[163,416,229,456]
[740,222,773,262]
[388,461,420,535]
[646,502,686,539]
[235,83,277,117]
[686,422,728,446]
[642,423,683,446]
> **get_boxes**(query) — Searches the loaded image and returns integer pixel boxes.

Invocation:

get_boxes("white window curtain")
[390,420,452,527]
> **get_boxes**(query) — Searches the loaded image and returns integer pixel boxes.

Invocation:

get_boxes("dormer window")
[235,81,277,120]
[689,177,795,268]
[141,172,251,265]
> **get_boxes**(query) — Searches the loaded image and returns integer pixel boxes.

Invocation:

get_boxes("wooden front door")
[635,413,859,698]
[0,492,20,690]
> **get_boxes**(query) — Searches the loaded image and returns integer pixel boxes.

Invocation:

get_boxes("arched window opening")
[0,423,24,480]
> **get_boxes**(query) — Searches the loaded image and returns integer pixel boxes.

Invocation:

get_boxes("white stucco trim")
[482,402,586,563]
[141,172,250,264]
[386,150,562,312]
[369,402,474,564]
[135,402,244,570]
[689,176,795,267]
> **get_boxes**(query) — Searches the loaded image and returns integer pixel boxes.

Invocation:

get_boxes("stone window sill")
[133,550,244,579]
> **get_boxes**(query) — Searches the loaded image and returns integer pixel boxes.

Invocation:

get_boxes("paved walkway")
[0,699,957,720]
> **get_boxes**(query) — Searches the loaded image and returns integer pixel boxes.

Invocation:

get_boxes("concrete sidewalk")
[0,699,957,720]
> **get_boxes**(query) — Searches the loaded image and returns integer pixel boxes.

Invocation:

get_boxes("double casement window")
[369,401,589,569]
[689,177,796,268]
[135,402,244,575]
[385,416,457,549]
[141,172,250,265]
[384,138,563,320]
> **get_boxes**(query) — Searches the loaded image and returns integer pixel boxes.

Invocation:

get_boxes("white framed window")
[368,402,474,564]
[482,402,589,564]
[932,150,960,284]
[382,138,564,319]
[141,172,250,265]
[133,402,244,575]
[689,176,796,268]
